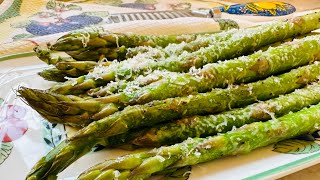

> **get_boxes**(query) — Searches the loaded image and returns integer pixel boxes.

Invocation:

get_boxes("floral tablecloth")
[1,0,320,179]
[0,0,319,58]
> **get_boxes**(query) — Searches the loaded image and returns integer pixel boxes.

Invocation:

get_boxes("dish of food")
[1,11,320,180]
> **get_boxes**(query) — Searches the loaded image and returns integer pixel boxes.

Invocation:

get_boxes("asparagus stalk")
[78,102,320,180]
[21,71,178,125]
[49,28,199,51]
[88,70,178,97]
[27,34,320,122]
[63,30,236,61]
[35,47,111,79]
[107,82,320,147]
[38,68,68,82]
[24,62,320,180]
[65,46,127,61]
[125,46,166,59]
[34,46,69,65]
[49,12,320,95]
[18,87,119,126]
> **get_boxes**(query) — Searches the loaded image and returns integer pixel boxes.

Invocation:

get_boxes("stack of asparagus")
[18,12,320,180]
[37,28,228,82]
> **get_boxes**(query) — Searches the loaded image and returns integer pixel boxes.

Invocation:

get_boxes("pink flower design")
[0,105,28,142]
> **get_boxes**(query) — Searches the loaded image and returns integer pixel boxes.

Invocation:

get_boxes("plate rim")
[244,151,320,179]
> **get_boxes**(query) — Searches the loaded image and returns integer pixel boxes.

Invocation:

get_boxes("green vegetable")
[78,102,320,180]
[50,28,199,51]
[49,12,320,95]
[18,87,119,127]
[35,46,111,79]
[38,68,68,82]
[26,34,320,125]
[65,46,127,61]
[62,32,231,61]
[111,82,320,147]
[94,34,320,105]
[24,62,320,180]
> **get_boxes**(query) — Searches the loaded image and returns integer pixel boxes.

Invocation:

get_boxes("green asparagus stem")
[34,46,67,65]
[35,46,112,79]
[18,87,119,126]
[49,12,320,95]
[24,63,320,180]
[55,61,110,74]
[21,72,179,125]
[65,46,127,61]
[110,82,320,147]
[125,46,167,60]
[88,70,175,97]
[38,68,68,82]
[50,28,199,51]
[65,30,236,61]
[78,102,320,180]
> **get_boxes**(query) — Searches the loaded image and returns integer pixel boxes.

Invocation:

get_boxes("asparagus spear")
[107,82,320,147]
[78,102,320,180]
[19,72,177,124]
[24,63,320,180]
[27,34,320,121]
[35,47,112,79]
[87,70,178,97]
[65,46,127,61]
[34,46,69,65]
[49,12,320,95]
[18,87,119,126]
[63,30,236,61]
[125,46,166,59]
[49,28,199,51]
[38,68,68,82]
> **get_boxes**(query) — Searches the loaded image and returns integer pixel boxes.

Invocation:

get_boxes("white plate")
[1,55,320,180]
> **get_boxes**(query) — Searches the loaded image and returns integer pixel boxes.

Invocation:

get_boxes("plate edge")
[243,151,320,180]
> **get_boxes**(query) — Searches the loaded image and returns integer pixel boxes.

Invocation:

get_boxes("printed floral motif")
[0,0,22,23]
[25,15,102,36]
[41,120,66,150]
[11,0,104,39]
[273,133,320,154]
[0,98,27,165]
[220,2,296,16]
[0,104,28,142]
[0,142,13,165]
